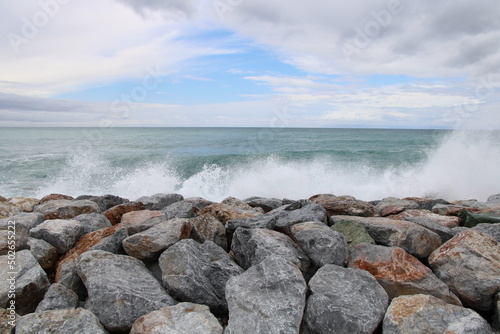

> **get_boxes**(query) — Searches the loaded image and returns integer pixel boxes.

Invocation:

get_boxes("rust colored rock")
[8,197,40,212]
[379,205,406,217]
[55,225,126,281]
[310,194,376,217]
[39,194,74,204]
[120,210,165,233]
[190,213,228,251]
[198,203,262,224]
[429,230,500,311]
[103,202,145,225]
[388,209,460,228]
[349,243,461,305]
[34,200,101,220]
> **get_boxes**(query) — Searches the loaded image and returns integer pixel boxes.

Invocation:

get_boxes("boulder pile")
[1,192,499,333]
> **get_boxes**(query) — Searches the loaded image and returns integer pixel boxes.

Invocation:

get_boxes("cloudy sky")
[1,0,499,128]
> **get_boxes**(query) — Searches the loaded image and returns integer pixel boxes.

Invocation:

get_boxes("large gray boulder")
[310,194,376,217]
[349,243,461,305]
[77,250,175,333]
[75,194,128,212]
[291,221,348,267]
[428,230,500,310]
[122,218,191,261]
[74,213,112,235]
[225,256,307,334]
[383,294,493,334]
[35,283,79,312]
[130,302,223,334]
[227,200,327,238]
[244,196,283,213]
[163,201,199,219]
[0,224,29,255]
[0,212,44,230]
[231,227,310,275]
[302,264,388,334]
[136,193,184,210]
[34,199,100,220]
[0,250,50,315]
[27,237,58,270]
[16,308,108,334]
[29,219,83,254]
[159,239,243,313]
[330,215,442,258]
[473,223,500,242]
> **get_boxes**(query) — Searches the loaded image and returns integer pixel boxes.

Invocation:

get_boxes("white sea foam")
[34,130,500,202]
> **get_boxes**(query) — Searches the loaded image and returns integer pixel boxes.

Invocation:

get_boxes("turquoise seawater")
[0,127,499,201]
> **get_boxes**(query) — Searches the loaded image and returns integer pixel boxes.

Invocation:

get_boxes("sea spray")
[27,129,500,202]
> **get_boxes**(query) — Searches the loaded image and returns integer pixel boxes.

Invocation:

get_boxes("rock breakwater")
[1,193,499,333]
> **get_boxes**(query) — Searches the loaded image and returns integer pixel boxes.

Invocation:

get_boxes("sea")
[1,127,499,202]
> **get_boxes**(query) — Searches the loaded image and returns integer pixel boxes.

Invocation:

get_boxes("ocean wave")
[32,130,500,202]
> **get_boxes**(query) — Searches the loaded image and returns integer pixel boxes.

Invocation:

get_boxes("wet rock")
[103,201,145,225]
[303,264,388,334]
[130,302,223,334]
[473,223,500,242]
[330,215,442,258]
[75,194,128,212]
[330,219,376,250]
[383,294,493,334]
[291,221,348,267]
[231,227,310,275]
[349,243,461,305]
[389,209,460,228]
[27,237,58,269]
[34,199,100,220]
[122,218,191,261]
[310,194,376,217]
[0,212,44,231]
[77,250,175,333]
[0,250,50,315]
[120,209,165,234]
[35,283,79,312]
[163,200,199,219]
[8,197,39,212]
[222,196,264,212]
[29,219,83,254]
[136,193,184,210]
[74,213,112,235]
[428,230,500,310]
[225,256,307,334]
[16,308,108,334]
[244,196,283,213]
[159,239,243,313]
[190,213,228,250]
[39,193,74,204]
